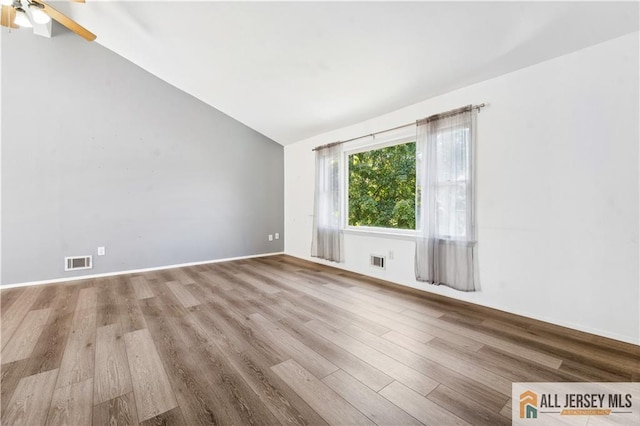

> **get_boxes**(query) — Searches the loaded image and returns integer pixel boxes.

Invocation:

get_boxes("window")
[344,119,473,239]
[434,126,470,239]
[346,140,416,231]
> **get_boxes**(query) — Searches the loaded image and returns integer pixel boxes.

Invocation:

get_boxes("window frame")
[343,128,418,236]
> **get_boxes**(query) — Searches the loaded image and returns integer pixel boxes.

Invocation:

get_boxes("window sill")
[342,227,417,241]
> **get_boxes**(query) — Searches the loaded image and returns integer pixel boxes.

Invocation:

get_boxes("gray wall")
[1,29,284,285]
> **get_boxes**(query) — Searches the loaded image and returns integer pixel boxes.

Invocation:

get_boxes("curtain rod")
[312,103,486,152]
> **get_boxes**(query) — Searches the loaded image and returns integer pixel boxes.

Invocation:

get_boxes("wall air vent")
[370,255,385,269]
[65,255,93,271]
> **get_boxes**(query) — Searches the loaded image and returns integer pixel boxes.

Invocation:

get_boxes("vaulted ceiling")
[48,1,639,145]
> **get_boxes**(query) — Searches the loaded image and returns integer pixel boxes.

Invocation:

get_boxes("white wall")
[284,32,640,345]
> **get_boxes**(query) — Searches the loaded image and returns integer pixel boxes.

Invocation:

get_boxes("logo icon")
[520,390,538,419]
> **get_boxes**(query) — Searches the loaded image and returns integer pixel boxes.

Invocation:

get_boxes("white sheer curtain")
[311,144,343,262]
[415,106,478,291]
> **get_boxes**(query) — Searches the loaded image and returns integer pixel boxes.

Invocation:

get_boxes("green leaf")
[348,142,416,229]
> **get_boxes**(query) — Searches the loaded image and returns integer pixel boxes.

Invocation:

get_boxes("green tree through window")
[348,142,416,229]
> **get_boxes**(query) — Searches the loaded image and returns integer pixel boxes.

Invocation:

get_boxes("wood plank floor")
[1,255,638,425]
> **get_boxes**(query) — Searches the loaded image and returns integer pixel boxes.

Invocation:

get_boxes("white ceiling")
[50,1,639,145]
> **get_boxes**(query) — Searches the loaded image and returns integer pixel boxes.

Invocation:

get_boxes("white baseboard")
[1,252,285,289]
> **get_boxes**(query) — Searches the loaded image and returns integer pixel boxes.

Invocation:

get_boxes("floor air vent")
[370,255,385,269]
[65,255,93,271]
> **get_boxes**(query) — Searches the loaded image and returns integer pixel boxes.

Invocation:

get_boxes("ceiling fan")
[1,0,95,41]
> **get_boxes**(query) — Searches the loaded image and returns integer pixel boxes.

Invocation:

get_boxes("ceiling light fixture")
[1,0,95,40]
[13,7,32,28]
[29,5,50,24]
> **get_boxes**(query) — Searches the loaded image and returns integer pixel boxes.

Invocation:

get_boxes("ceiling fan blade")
[1,5,18,29]
[39,1,96,41]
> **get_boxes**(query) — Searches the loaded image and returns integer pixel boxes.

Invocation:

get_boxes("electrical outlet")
[275,233,280,240]
[97,246,106,256]
[268,234,273,241]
